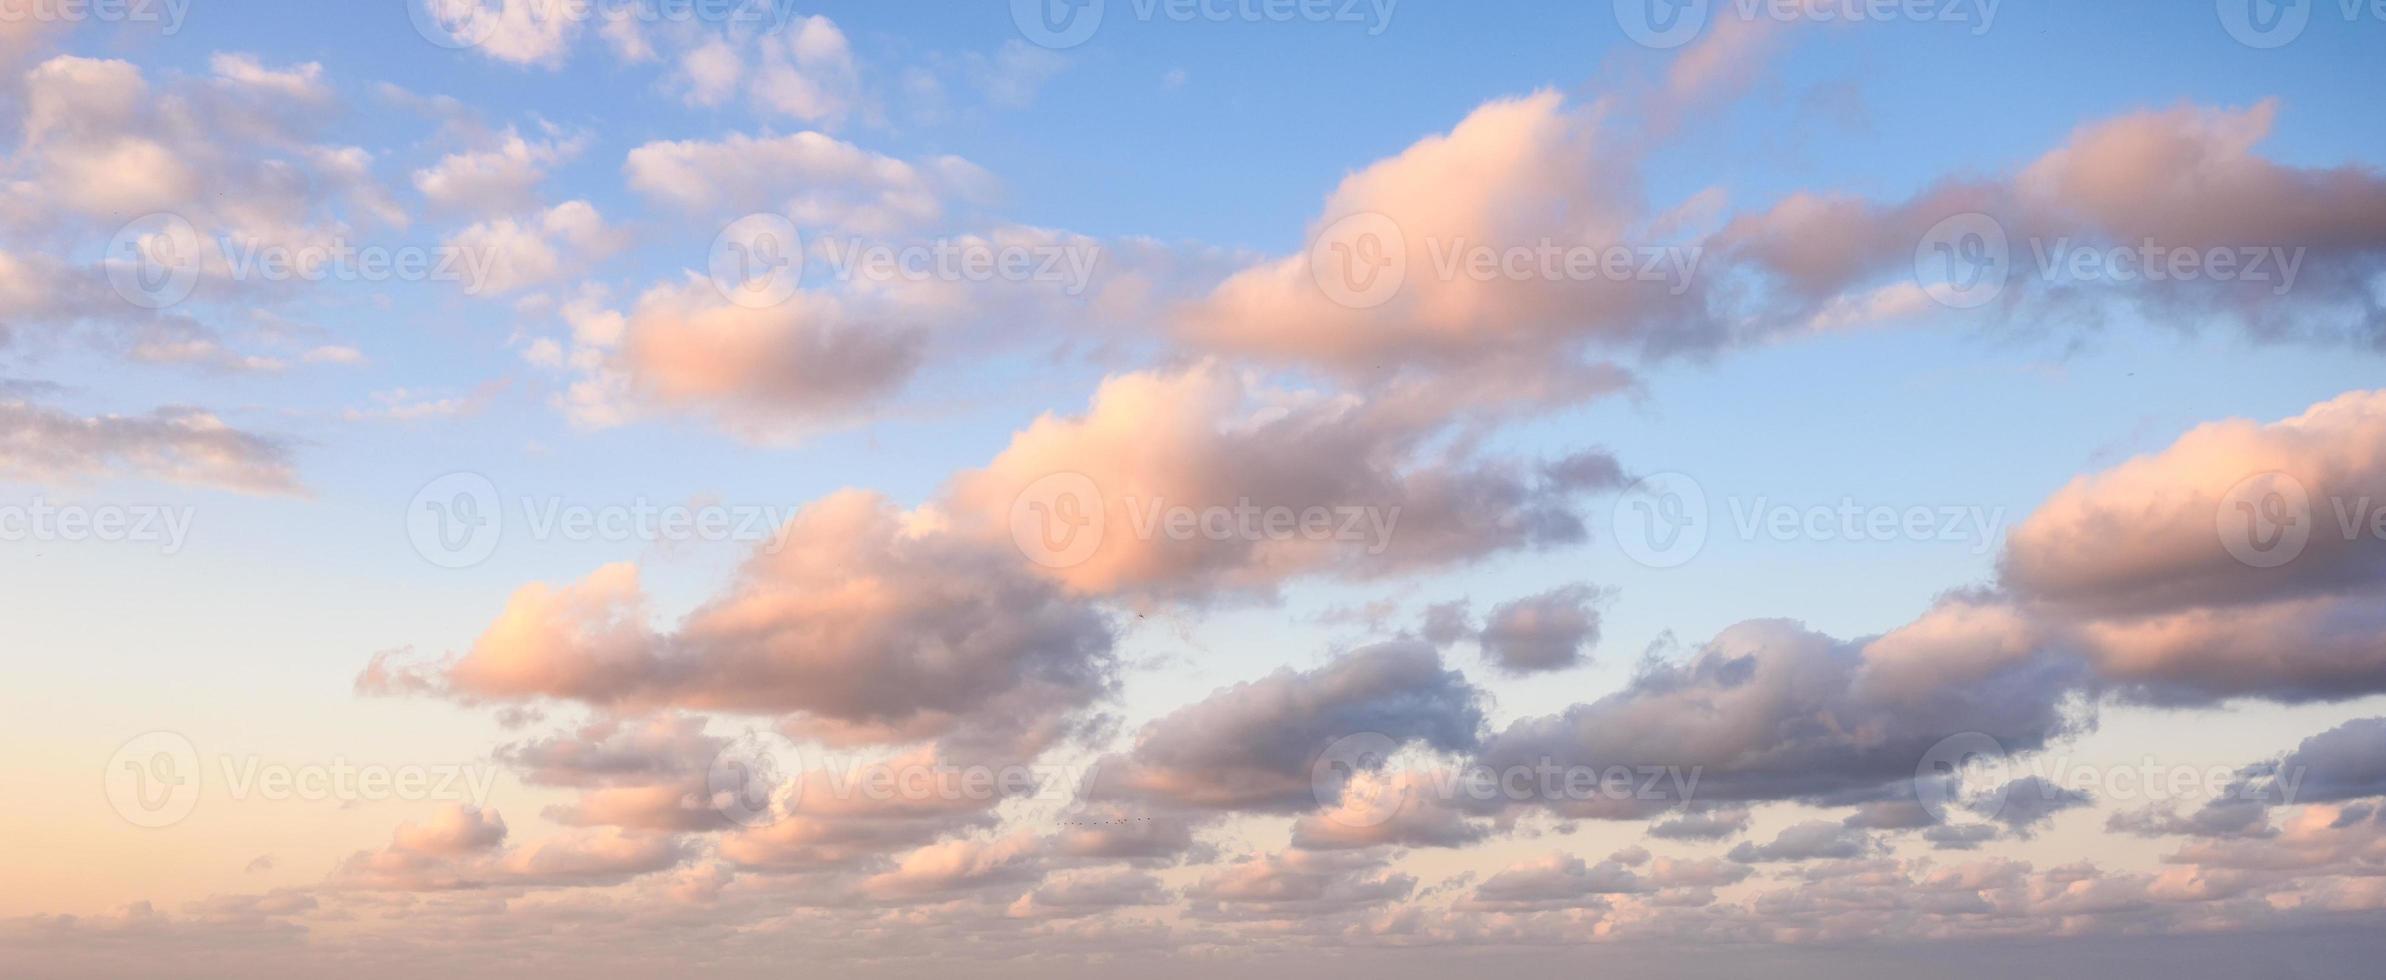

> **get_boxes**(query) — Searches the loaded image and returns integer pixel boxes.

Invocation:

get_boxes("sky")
[2,0,2386,976]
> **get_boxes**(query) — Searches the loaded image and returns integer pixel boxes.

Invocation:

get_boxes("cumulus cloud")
[948,361,1624,600]
[1085,643,1484,813]
[1722,101,2386,345]
[547,275,924,439]
[9,54,398,238]
[623,130,994,235]
[1868,388,2386,705]
[362,490,1116,757]
[1183,850,1415,923]
[413,128,584,216]
[443,200,624,294]
[1482,618,2084,815]
[1981,776,2095,833]
[1177,90,1711,410]
[1465,852,1646,910]
[1476,583,1606,673]
[328,803,683,892]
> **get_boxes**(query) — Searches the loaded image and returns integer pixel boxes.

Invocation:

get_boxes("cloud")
[1006,868,1167,920]
[1177,90,1709,410]
[1085,642,1484,813]
[1723,101,2386,346]
[1290,767,1493,851]
[1963,388,2386,704]
[443,200,624,294]
[948,361,1623,600]
[1476,583,1605,674]
[1728,821,1883,863]
[0,396,300,493]
[365,490,1116,757]
[1465,852,1646,910]
[623,131,994,235]
[1982,776,2094,833]
[413,128,584,216]
[330,804,683,892]
[1182,850,1415,923]
[9,54,397,237]
[2270,716,2386,804]
[548,275,924,439]
[1649,806,1753,841]
[1482,618,2084,814]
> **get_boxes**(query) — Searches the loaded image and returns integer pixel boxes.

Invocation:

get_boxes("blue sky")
[5,2,2386,975]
